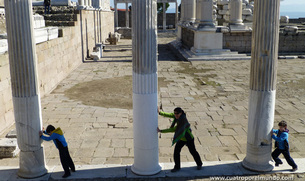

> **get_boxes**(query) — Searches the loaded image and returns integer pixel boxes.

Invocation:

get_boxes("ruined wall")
[223,32,305,53]
[157,13,177,28]
[223,32,252,53]
[0,9,114,135]
[181,27,194,49]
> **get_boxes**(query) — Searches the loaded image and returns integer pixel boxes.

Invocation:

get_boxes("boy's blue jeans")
[44,5,50,14]
[272,148,297,169]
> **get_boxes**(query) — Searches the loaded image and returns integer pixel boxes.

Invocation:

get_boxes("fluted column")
[180,0,186,23]
[229,0,243,25]
[4,0,47,178]
[242,0,280,172]
[163,3,166,30]
[175,1,178,27]
[114,1,118,27]
[78,0,85,9]
[185,0,196,23]
[131,0,161,175]
[125,2,129,27]
[197,0,215,30]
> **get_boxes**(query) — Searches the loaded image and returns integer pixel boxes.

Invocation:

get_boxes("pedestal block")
[193,31,222,51]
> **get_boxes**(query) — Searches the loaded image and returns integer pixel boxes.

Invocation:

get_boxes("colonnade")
[5,0,281,178]
[114,0,178,30]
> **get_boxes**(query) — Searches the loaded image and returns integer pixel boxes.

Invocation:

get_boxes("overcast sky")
[110,0,305,13]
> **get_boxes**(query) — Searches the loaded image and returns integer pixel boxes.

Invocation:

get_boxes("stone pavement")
[0,31,304,180]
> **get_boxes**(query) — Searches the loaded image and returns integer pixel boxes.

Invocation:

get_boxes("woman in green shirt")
[157,107,202,172]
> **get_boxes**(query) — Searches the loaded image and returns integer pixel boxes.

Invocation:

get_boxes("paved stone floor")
[0,31,304,179]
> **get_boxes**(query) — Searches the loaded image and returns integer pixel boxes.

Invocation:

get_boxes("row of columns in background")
[4,0,280,178]
[114,0,178,31]
[78,0,109,9]
[174,0,244,28]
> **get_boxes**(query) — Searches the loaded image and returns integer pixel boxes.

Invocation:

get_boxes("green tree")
[157,3,170,13]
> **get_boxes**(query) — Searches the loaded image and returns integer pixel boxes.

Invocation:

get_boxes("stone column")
[78,0,85,9]
[180,0,186,23]
[197,0,215,30]
[242,0,280,172]
[195,0,201,24]
[163,3,166,30]
[131,0,161,175]
[4,0,47,178]
[175,1,178,27]
[185,0,196,23]
[114,1,118,27]
[229,0,243,25]
[125,2,129,27]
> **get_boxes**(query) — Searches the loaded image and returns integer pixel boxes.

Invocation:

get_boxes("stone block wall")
[223,32,252,53]
[223,32,305,53]
[181,27,194,49]
[0,54,14,134]
[279,32,305,53]
[0,9,114,135]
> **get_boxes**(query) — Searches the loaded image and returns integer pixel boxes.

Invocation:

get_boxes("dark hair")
[46,125,55,134]
[278,120,287,127]
[174,107,185,114]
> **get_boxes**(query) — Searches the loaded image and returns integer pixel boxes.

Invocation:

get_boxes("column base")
[18,147,47,178]
[132,91,161,176]
[229,24,251,32]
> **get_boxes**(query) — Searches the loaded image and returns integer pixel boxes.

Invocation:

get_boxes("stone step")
[0,138,19,158]
[45,20,75,27]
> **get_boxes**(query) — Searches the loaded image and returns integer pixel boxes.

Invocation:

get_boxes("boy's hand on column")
[39,131,43,137]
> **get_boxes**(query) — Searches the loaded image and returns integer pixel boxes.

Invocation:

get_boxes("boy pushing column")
[271,120,298,171]
[39,125,76,178]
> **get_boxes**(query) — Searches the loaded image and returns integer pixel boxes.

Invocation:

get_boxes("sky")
[110,0,305,18]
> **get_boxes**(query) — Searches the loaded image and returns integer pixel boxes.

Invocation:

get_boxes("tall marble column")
[185,0,196,23]
[180,0,186,23]
[78,0,85,9]
[242,0,280,172]
[131,0,161,175]
[197,0,215,30]
[114,1,118,28]
[4,0,47,178]
[175,1,178,27]
[229,0,243,25]
[125,2,129,27]
[163,3,166,30]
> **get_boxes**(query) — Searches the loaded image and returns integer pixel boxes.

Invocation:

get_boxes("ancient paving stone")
[217,136,240,147]
[93,148,114,158]
[105,158,122,164]
[218,128,238,136]
[113,148,129,157]
[204,153,219,161]
[218,154,238,161]
[197,136,222,147]
[111,139,125,148]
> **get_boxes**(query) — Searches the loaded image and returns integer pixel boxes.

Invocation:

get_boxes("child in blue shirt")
[271,120,298,171]
[39,125,75,178]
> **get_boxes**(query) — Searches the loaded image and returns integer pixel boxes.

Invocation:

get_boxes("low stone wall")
[180,29,305,54]
[0,9,114,135]
[181,27,194,49]
[223,32,305,53]
[223,32,252,53]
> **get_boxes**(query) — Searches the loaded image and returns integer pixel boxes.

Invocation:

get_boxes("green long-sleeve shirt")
[159,111,193,142]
